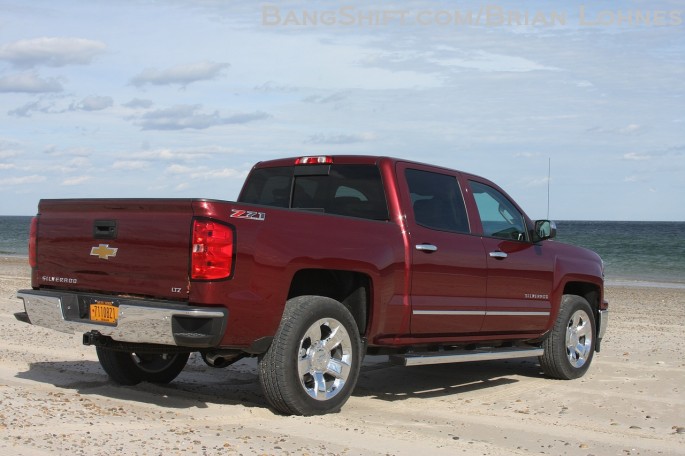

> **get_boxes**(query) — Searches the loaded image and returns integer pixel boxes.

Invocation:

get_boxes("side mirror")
[535,220,557,241]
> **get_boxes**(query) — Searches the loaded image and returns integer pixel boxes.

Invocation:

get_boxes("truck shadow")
[354,356,542,401]
[15,355,269,411]
[17,354,544,411]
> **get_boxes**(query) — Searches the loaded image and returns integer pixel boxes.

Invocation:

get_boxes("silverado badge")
[90,244,118,260]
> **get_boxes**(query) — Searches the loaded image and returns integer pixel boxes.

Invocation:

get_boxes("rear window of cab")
[239,164,389,221]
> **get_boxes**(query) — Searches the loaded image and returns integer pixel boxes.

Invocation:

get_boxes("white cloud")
[521,176,550,187]
[624,175,647,183]
[305,132,376,144]
[135,105,270,130]
[0,163,16,170]
[166,164,194,174]
[1,175,46,185]
[623,152,651,161]
[71,95,113,111]
[123,98,154,109]
[0,72,63,93]
[192,168,247,179]
[514,152,540,158]
[131,61,229,87]
[588,124,645,135]
[140,148,212,161]
[618,124,643,134]
[61,176,92,186]
[112,160,150,170]
[430,51,560,73]
[0,37,106,67]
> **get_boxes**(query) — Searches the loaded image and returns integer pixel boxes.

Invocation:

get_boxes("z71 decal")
[230,209,266,221]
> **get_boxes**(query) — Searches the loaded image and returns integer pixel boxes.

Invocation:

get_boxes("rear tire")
[259,295,362,416]
[96,347,189,385]
[540,295,596,380]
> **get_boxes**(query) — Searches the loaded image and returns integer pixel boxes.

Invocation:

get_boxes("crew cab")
[16,155,608,415]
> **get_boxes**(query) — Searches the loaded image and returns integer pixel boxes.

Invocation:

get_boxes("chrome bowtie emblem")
[90,244,118,260]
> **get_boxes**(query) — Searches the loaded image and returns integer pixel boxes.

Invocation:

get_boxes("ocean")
[0,216,683,285]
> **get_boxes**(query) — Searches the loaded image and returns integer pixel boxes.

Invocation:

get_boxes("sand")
[0,255,683,455]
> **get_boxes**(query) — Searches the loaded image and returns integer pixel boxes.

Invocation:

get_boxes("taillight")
[295,156,333,165]
[191,219,234,280]
[28,217,38,268]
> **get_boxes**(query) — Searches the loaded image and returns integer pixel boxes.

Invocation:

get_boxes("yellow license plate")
[90,302,119,324]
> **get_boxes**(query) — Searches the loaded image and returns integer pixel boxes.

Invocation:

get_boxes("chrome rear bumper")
[16,289,227,348]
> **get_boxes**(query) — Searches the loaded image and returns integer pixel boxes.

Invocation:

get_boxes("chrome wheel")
[565,309,593,368]
[259,296,362,415]
[540,295,596,380]
[297,317,353,401]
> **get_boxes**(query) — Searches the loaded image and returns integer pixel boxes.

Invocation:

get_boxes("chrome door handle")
[489,251,508,259]
[416,244,438,252]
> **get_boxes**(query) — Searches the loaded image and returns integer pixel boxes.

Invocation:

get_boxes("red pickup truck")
[16,155,607,415]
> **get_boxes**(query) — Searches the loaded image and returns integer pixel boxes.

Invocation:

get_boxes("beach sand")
[1,256,683,455]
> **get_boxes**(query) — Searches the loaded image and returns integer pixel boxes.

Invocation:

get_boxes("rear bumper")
[16,289,227,348]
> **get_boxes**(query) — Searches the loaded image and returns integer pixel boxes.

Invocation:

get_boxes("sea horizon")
[1,216,683,287]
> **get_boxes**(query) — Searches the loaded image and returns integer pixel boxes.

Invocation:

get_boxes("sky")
[0,0,683,220]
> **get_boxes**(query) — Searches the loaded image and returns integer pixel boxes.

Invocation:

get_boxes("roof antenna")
[546,157,551,219]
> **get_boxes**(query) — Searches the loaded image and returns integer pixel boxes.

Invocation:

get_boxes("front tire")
[259,296,362,416]
[540,295,596,379]
[96,347,190,385]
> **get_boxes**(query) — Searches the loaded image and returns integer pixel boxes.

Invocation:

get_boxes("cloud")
[0,163,16,170]
[130,61,230,87]
[588,124,645,135]
[623,152,651,161]
[624,175,647,183]
[302,92,348,104]
[163,164,247,180]
[0,37,106,67]
[61,176,92,186]
[521,176,550,187]
[618,124,643,134]
[1,175,46,185]
[0,72,63,93]
[514,152,541,158]
[166,164,194,174]
[135,105,270,130]
[112,160,150,170]
[8,100,48,117]
[305,132,376,144]
[253,81,299,93]
[123,98,153,109]
[43,145,92,157]
[71,95,113,111]
[193,168,247,179]
[431,51,560,73]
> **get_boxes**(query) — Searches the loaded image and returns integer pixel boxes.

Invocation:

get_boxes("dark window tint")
[239,166,292,208]
[293,165,388,220]
[469,181,527,241]
[239,164,389,221]
[406,169,469,233]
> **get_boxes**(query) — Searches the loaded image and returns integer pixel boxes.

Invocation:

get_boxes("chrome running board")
[391,347,544,366]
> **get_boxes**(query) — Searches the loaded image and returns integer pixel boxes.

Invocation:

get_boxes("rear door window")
[405,168,469,233]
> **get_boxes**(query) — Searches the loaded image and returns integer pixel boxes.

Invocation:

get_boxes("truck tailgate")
[33,199,195,300]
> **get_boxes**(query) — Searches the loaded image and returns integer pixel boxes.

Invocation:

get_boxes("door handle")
[416,244,438,252]
[489,251,508,259]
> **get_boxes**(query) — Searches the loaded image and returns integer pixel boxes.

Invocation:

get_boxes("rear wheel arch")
[288,269,371,336]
